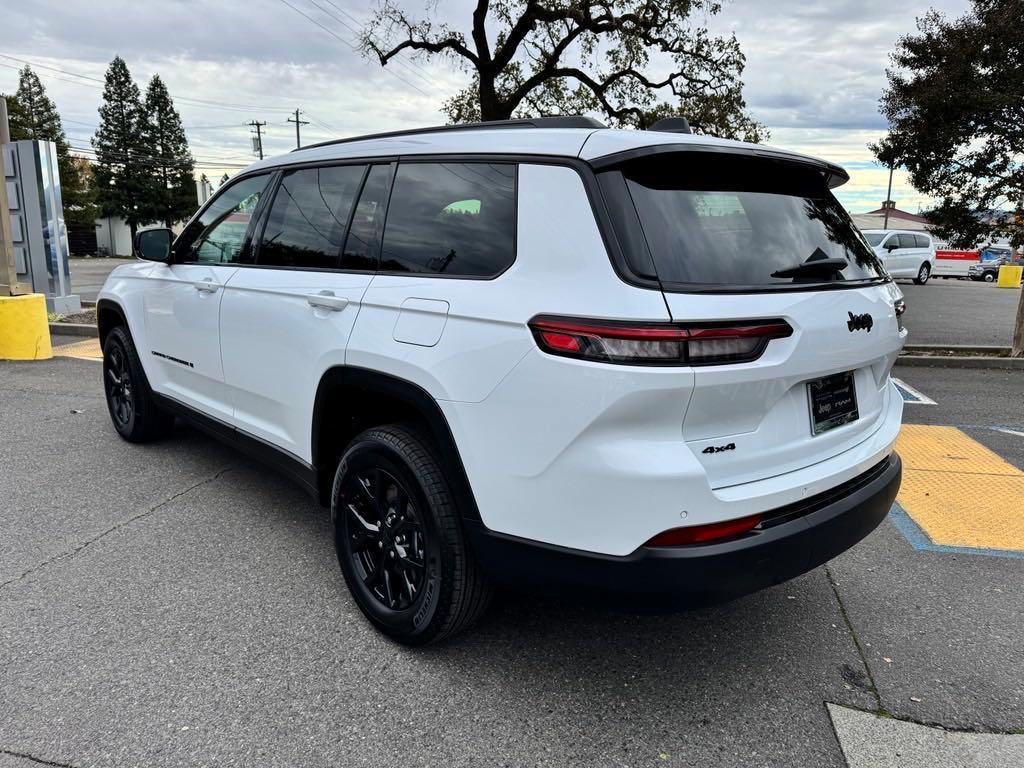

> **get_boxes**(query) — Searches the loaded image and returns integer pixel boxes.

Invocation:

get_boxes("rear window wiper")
[771,257,848,279]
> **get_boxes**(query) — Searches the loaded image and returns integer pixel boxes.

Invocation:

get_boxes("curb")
[897,355,1024,370]
[903,344,1010,356]
[49,322,99,338]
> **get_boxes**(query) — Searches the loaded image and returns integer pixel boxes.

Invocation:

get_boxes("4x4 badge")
[847,312,873,332]
[702,443,736,454]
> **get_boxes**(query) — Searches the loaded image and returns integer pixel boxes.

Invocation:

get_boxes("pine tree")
[92,56,148,240]
[6,67,97,229]
[138,75,195,227]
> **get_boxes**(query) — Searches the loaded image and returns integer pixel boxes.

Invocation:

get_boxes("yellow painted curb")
[52,337,102,361]
[0,293,53,360]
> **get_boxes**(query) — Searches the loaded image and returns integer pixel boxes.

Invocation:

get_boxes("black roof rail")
[649,117,692,134]
[294,115,607,153]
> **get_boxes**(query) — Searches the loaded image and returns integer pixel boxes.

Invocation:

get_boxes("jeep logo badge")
[847,312,873,332]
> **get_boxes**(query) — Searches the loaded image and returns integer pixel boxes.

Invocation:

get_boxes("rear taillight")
[644,513,763,546]
[528,316,792,366]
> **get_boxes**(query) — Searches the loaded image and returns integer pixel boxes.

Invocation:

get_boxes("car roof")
[245,120,849,187]
[862,229,930,236]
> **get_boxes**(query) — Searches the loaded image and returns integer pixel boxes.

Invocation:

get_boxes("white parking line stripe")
[891,377,937,405]
[994,427,1024,438]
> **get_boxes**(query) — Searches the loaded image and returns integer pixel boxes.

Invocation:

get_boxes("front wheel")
[913,263,931,285]
[984,272,996,282]
[102,326,174,442]
[331,425,492,645]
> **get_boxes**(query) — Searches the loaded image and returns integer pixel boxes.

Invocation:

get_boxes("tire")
[102,325,174,442]
[984,272,995,282]
[331,425,492,645]
[913,262,931,285]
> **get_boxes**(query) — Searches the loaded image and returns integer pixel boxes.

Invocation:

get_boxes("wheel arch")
[96,298,128,347]
[311,367,482,522]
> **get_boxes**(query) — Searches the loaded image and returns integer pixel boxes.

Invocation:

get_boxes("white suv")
[862,229,935,284]
[99,117,905,644]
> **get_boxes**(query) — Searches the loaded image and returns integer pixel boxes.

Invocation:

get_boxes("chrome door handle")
[193,278,219,293]
[307,291,348,311]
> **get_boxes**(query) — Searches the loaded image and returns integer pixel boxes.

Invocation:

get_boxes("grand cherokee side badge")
[702,443,736,454]
[847,312,873,332]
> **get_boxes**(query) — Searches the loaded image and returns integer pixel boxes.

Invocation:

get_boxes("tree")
[361,0,766,141]
[5,66,97,230]
[138,75,195,228]
[878,0,1024,355]
[92,56,149,240]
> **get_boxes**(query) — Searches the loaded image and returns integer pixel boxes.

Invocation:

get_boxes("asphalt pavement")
[897,277,1021,347]
[1,356,1022,767]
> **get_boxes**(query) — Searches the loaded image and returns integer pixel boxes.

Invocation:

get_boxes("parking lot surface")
[897,278,1021,346]
[68,258,134,303]
[1,356,1022,767]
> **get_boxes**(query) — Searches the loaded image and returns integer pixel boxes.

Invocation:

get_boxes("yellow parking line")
[896,424,1024,552]
[52,338,102,361]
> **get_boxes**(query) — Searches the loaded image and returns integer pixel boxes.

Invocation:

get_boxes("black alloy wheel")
[101,325,174,442]
[331,425,492,644]
[105,342,133,430]
[340,466,428,611]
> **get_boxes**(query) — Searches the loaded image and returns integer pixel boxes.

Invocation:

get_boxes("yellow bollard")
[0,293,53,360]
[996,264,1023,288]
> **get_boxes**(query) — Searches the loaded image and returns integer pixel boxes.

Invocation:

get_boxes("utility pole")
[287,109,309,150]
[0,97,28,296]
[248,120,266,160]
[883,164,894,229]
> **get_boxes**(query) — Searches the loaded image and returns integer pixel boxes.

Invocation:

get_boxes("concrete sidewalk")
[1,357,1021,767]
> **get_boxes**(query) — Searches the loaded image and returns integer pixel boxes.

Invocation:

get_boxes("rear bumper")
[468,452,901,609]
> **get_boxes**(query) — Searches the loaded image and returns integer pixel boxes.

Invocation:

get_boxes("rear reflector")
[644,514,763,547]
[529,316,792,366]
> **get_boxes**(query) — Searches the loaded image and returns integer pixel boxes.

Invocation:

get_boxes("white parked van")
[862,229,935,284]
[99,116,906,643]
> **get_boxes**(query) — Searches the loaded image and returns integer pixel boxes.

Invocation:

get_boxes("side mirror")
[135,228,173,262]
[886,243,899,252]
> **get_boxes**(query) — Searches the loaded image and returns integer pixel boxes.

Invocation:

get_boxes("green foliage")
[6,67,97,227]
[878,0,1023,248]
[92,56,150,235]
[362,0,766,141]
[138,75,195,227]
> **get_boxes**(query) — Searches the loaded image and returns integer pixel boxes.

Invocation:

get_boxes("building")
[850,200,931,232]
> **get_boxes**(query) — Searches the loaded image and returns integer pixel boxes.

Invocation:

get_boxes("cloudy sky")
[0,0,970,212]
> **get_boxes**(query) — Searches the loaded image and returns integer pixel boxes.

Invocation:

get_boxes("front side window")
[607,153,885,289]
[177,174,269,264]
[258,165,365,269]
[380,162,516,277]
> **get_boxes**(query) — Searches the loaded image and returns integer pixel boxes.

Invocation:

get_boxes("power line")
[273,0,432,97]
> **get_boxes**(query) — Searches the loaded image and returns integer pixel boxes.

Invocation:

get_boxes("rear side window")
[898,234,918,249]
[605,153,885,290]
[380,162,516,277]
[914,234,931,248]
[341,164,391,271]
[258,165,365,269]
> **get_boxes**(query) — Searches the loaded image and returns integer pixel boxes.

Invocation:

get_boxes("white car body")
[862,229,935,282]
[98,118,905,623]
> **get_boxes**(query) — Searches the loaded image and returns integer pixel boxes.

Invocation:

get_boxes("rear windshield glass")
[611,153,885,289]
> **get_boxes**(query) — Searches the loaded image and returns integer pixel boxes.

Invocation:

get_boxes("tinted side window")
[258,165,364,269]
[380,162,516,277]
[914,234,930,248]
[177,174,269,264]
[898,234,917,249]
[341,164,391,271]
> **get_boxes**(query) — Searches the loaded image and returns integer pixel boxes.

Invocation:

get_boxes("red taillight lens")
[644,514,763,547]
[528,316,792,366]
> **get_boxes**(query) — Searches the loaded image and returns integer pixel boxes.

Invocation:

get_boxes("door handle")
[307,290,349,312]
[193,277,219,294]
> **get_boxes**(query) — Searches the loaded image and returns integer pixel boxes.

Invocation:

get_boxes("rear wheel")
[331,425,491,645]
[913,262,931,285]
[984,272,996,282]
[102,325,174,442]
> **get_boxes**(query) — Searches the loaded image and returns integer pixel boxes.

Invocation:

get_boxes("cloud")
[0,0,971,210]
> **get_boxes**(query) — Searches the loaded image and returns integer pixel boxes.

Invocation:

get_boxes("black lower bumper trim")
[468,453,902,610]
